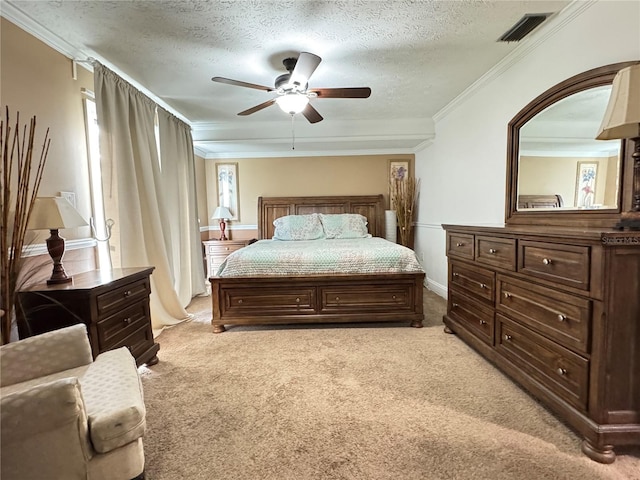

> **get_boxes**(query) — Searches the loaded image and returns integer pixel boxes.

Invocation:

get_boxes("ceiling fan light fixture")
[276,93,309,114]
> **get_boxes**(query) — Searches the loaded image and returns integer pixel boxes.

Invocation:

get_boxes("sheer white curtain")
[94,64,189,330]
[157,108,205,305]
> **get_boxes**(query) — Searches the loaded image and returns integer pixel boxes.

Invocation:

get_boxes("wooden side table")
[16,267,159,366]
[203,240,247,278]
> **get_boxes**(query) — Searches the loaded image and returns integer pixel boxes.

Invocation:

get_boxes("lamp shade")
[595,64,640,140]
[275,93,309,114]
[212,206,233,220]
[28,197,87,230]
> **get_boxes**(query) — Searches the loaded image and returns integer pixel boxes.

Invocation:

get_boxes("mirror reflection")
[518,85,621,211]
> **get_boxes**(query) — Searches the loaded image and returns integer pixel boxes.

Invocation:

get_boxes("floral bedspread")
[216,237,424,277]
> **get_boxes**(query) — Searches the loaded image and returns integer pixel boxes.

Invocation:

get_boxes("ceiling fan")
[212,52,371,124]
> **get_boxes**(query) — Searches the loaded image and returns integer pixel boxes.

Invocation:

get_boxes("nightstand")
[203,239,247,278]
[16,267,159,366]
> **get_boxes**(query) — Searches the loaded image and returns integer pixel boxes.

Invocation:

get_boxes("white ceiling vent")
[498,13,551,42]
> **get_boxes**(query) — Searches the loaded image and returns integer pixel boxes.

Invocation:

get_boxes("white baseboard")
[425,277,447,299]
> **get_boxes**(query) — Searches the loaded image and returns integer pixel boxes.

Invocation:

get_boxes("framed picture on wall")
[216,162,239,221]
[389,160,410,182]
[575,161,598,208]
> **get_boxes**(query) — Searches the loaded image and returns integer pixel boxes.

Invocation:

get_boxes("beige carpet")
[139,290,639,480]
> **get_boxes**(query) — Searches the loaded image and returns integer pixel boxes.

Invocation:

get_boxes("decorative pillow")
[320,213,370,239]
[273,214,325,241]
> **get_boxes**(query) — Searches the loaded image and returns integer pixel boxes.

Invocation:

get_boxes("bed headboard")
[257,195,385,240]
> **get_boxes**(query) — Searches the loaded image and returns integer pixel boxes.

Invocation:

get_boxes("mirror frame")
[505,61,639,228]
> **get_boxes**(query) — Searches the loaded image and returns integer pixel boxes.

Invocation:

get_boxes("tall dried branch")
[390,176,420,247]
[0,107,50,344]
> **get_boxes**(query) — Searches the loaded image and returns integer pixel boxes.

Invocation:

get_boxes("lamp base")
[46,229,73,285]
[219,220,228,241]
[613,212,640,231]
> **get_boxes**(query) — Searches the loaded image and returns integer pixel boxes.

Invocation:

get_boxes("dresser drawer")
[320,284,413,312]
[450,261,494,303]
[96,278,150,317]
[221,287,316,316]
[497,276,591,354]
[518,241,591,291]
[447,233,474,260]
[449,288,494,345]
[496,315,589,411]
[476,236,516,270]
[97,301,150,349]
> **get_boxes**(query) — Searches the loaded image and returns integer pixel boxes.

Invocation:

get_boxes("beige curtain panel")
[93,63,191,330]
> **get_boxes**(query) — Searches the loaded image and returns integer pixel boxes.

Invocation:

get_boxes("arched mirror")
[505,61,639,228]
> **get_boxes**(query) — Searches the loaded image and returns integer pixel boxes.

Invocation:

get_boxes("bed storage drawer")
[320,284,413,312]
[220,287,317,316]
[496,315,589,411]
[497,275,591,354]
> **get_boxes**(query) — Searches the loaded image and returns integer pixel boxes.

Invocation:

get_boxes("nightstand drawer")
[206,242,245,255]
[476,236,516,270]
[518,241,591,290]
[97,301,150,349]
[96,279,150,317]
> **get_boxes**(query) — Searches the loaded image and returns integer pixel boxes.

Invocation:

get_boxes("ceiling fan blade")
[301,103,323,124]
[289,52,322,87]
[238,99,276,116]
[310,87,372,98]
[212,76,274,92]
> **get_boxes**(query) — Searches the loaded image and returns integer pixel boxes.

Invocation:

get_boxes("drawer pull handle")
[452,303,459,308]
[392,295,397,300]
[503,334,512,341]
[557,314,566,322]
[123,317,132,324]
[296,297,300,303]
[225,247,229,251]
[503,292,511,299]
[543,258,552,265]
[124,290,132,297]
[557,367,567,376]
[335,297,340,302]
[453,272,459,277]
[456,242,464,247]
[238,299,243,304]
[479,283,487,289]
[488,248,497,254]
[479,320,487,325]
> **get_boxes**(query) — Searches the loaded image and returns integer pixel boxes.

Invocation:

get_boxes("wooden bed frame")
[209,195,425,333]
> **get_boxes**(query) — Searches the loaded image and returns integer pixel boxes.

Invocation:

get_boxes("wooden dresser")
[442,224,639,463]
[203,239,247,278]
[16,267,159,367]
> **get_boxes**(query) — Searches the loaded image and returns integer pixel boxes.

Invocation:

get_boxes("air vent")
[498,13,550,42]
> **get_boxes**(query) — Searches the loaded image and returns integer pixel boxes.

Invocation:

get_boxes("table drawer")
[497,276,591,354]
[476,236,516,270]
[518,241,591,291]
[450,261,494,303]
[320,284,413,312]
[496,315,589,411]
[449,288,494,346]
[221,287,316,316]
[112,324,155,361]
[97,301,150,349]
[96,278,150,317]
[447,233,474,260]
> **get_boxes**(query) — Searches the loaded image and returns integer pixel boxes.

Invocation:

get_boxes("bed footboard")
[210,273,425,333]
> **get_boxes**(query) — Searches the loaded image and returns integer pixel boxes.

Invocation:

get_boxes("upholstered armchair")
[0,324,146,480]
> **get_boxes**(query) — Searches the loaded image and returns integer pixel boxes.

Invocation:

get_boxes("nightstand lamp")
[212,206,233,241]
[28,196,87,284]
[596,63,640,230]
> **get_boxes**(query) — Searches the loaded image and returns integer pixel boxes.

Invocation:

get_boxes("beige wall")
[1,17,94,245]
[201,154,414,240]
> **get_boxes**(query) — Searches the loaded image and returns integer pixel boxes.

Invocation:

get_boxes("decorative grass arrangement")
[1,107,50,344]
[390,175,420,247]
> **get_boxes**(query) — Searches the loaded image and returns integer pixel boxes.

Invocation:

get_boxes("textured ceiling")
[3,0,572,157]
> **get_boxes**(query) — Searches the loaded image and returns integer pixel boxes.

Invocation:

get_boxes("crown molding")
[433,0,596,123]
[198,146,419,160]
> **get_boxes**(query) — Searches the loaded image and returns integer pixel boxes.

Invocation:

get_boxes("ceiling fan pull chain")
[291,113,296,150]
